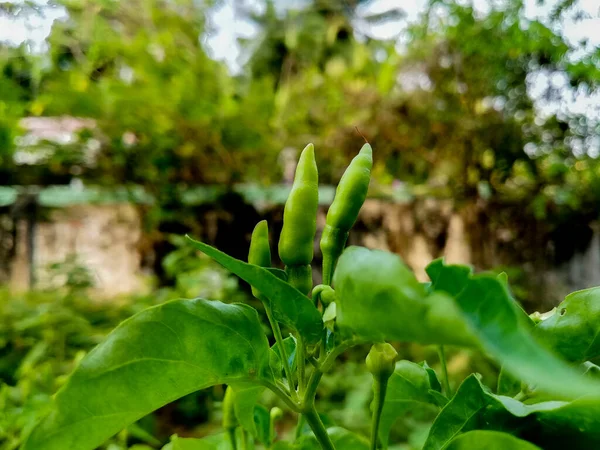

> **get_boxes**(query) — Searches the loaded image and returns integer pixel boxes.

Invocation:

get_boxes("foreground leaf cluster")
[22,241,600,450]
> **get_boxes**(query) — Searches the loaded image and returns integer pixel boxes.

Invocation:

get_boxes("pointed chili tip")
[301,142,315,158]
[359,143,373,162]
[249,220,271,268]
[295,142,318,183]
[253,219,269,236]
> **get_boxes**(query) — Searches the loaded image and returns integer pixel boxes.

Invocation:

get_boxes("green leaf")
[269,336,297,379]
[425,374,600,450]
[267,267,288,281]
[455,275,600,398]
[283,335,298,372]
[231,384,265,436]
[535,287,600,361]
[446,430,541,450]
[379,361,441,447]
[531,397,600,448]
[426,258,472,296]
[24,299,272,450]
[336,248,600,399]
[162,432,245,450]
[253,404,271,446]
[187,237,323,343]
[496,365,521,397]
[334,247,475,346]
[424,375,503,450]
[419,361,443,393]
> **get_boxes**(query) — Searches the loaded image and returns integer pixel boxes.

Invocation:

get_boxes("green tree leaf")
[378,361,441,448]
[535,287,600,361]
[23,299,272,450]
[187,237,323,343]
[446,430,541,450]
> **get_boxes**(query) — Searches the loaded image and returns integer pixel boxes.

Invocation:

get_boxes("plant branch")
[438,345,452,397]
[265,305,299,403]
[261,379,300,412]
[369,377,388,450]
[302,404,336,450]
[297,335,307,395]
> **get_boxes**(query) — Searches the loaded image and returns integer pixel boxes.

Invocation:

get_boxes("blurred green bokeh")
[1,0,600,448]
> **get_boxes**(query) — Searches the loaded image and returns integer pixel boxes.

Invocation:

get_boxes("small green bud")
[311,284,336,306]
[366,343,398,380]
[248,220,271,299]
[270,406,283,422]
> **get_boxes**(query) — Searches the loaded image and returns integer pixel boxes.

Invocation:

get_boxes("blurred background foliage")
[1,0,600,448]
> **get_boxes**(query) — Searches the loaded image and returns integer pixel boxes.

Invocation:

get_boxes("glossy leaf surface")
[231,384,265,436]
[162,432,245,450]
[378,360,441,447]
[426,258,472,296]
[427,258,600,399]
[425,375,600,450]
[334,247,475,346]
[535,287,600,361]
[446,430,541,450]
[454,275,600,398]
[187,237,323,343]
[24,299,272,450]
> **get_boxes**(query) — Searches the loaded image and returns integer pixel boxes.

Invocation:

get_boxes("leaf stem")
[297,335,307,395]
[261,379,300,412]
[298,339,362,449]
[438,345,452,397]
[369,377,388,450]
[265,305,299,403]
[302,404,336,450]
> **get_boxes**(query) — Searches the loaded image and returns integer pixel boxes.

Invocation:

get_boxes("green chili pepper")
[278,143,319,295]
[320,143,372,285]
[248,220,271,300]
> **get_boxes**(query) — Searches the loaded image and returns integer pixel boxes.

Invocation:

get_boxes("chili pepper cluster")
[249,142,373,298]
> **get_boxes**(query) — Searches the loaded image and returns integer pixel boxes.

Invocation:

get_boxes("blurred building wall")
[3,195,600,308]
[9,204,142,297]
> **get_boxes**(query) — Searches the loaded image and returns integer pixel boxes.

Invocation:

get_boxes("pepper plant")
[23,143,600,450]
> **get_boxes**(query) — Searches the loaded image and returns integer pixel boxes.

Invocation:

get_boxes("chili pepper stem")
[438,345,452,397]
[265,305,299,403]
[369,377,388,450]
